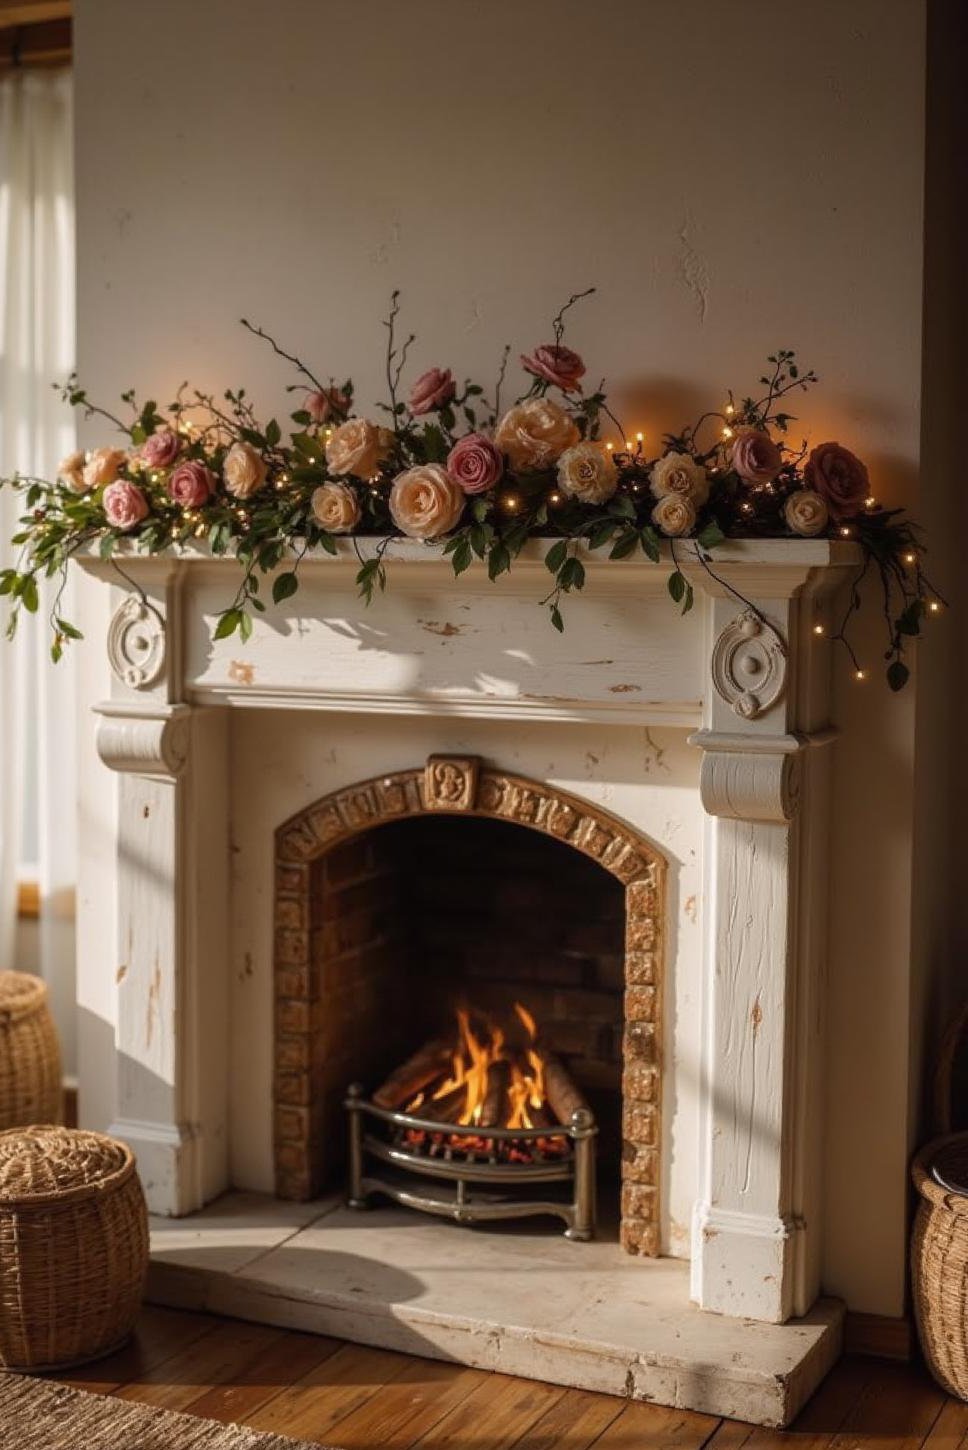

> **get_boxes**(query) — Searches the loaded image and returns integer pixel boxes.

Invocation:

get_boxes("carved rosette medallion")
[711,610,787,720]
[107,596,166,690]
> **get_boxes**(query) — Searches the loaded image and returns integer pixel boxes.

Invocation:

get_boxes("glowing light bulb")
[813,623,825,636]
[928,600,941,613]
[865,496,876,509]
[903,552,916,565]
[606,442,614,452]
[635,431,644,443]
[501,493,520,514]
[625,439,633,452]
[548,491,563,506]
[840,526,852,538]
[722,426,734,440]
[193,523,207,539]
[855,669,867,681]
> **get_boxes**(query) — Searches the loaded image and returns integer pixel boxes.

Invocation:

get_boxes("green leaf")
[21,576,38,614]
[639,527,661,562]
[896,601,923,637]
[452,539,473,576]
[681,581,695,615]
[488,543,511,580]
[98,532,117,559]
[214,609,242,640]
[238,610,253,643]
[545,539,568,574]
[609,531,638,560]
[290,409,311,426]
[272,571,299,604]
[559,557,586,592]
[265,418,281,447]
[887,660,910,692]
[668,570,686,604]
[50,640,62,664]
[56,618,83,640]
[609,494,637,520]
[421,423,448,463]
[697,521,725,551]
[550,605,564,632]
[317,532,338,555]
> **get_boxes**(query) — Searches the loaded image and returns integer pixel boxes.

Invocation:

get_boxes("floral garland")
[0,289,944,688]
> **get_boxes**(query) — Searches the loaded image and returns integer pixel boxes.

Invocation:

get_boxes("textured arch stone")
[273,757,665,1256]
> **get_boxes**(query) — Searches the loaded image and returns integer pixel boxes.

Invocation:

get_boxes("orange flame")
[406,1002,549,1131]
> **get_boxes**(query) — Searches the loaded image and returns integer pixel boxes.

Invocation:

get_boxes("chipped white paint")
[78,538,854,1325]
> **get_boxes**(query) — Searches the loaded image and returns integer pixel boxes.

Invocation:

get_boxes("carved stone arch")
[273,756,666,1256]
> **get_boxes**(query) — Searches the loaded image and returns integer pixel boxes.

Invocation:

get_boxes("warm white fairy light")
[865,496,876,509]
[855,669,867,681]
[635,431,644,443]
[606,441,614,452]
[813,623,825,636]
[928,600,941,614]
[840,525,852,537]
[625,439,633,452]
[740,501,753,514]
[548,491,563,506]
[904,551,917,565]
[500,492,521,514]
[725,403,735,416]
[722,426,734,440]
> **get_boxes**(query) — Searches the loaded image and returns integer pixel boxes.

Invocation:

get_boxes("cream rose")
[389,464,465,540]
[82,447,127,490]
[783,488,829,537]
[223,441,268,499]
[556,442,618,504]
[494,398,580,472]
[650,450,710,507]
[652,494,697,537]
[325,418,395,479]
[57,450,88,494]
[311,481,361,534]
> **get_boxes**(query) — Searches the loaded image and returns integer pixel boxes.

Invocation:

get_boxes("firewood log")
[478,1059,511,1128]
[414,1087,466,1124]
[372,1038,454,1109]
[541,1049,590,1125]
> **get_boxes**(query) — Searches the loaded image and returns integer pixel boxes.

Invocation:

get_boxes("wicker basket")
[912,1133,968,1400]
[0,971,62,1129]
[0,1125,148,1370]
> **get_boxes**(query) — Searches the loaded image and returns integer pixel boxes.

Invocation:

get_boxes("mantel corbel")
[94,700,193,779]
[688,729,820,824]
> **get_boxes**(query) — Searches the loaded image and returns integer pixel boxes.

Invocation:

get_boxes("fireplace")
[273,760,664,1247]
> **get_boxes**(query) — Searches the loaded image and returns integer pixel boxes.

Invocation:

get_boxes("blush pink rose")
[103,480,149,531]
[409,367,456,415]
[445,433,504,495]
[730,428,783,485]
[521,344,586,392]
[169,459,215,508]
[142,429,182,468]
[804,441,870,520]
[305,387,350,424]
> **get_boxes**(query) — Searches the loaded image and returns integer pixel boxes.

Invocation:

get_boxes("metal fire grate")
[344,1082,597,1239]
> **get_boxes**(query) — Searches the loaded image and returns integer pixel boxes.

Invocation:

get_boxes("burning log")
[417,1087,466,1124]
[372,1039,454,1109]
[478,1059,511,1128]
[540,1049,590,1126]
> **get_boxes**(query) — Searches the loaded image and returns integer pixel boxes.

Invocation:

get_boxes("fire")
[405,1001,550,1132]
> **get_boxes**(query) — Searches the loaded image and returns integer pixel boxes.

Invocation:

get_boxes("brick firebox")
[273,756,666,1255]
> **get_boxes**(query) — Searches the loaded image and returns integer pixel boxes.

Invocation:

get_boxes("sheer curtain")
[0,70,77,1071]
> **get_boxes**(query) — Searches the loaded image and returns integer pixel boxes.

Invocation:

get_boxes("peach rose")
[223,441,268,499]
[82,447,127,490]
[803,441,869,520]
[325,418,395,479]
[102,480,149,531]
[730,428,782,485]
[494,398,580,472]
[784,488,829,537]
[556,441,618,504]
[650,450,710,507]
[311,481,361,534]
[651,494,697,537]
[389,464,465,540]
[57,450,88,494]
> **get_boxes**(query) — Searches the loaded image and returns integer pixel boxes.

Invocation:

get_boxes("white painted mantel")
[78,537,856,1328]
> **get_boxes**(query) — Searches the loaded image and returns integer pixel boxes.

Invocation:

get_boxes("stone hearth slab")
[147,1192,843,1427]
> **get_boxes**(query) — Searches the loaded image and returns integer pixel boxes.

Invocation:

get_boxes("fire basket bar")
[344,1082,598,1239]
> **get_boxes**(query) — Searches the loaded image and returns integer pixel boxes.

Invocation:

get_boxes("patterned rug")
[0,1373,333,1449]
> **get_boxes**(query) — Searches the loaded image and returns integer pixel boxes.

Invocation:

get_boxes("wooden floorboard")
[40,1309,967,1448]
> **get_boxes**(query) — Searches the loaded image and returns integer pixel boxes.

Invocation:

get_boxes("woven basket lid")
[0,1126,135,1207]
[0,971,48,1024]
[931,1136,968,1197]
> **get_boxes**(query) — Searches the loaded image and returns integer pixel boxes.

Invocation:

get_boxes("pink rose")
[103,480,149,531]
[305,387,350,424]
[730,428,783,485]
[142,429,181,468]
[804,441,870,520]
[521,344,585,392]
[169,459,215,508]
[445,433,503,495]
[409,367,456,415]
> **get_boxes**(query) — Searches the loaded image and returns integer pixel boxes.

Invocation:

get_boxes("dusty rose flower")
[305,387,350,424]
[102,480,149,531]
[389,464,465,540]
[142,429,182,469]
[446,433,503,495]
[409,367,456,416]
[804,441,869,520]
[784,488,829,537]
[650,450,710,507]
[82,447,127,490]
[57,450,87,494]
[652,494,697,537]
[311,481,361,534]
[730,428,782,485]
[521,343,585,392]
[494,398,580,472]
[223,441,268,499]
[169,459,215,508]
[325,418,395,479]
[556,441,618,504]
